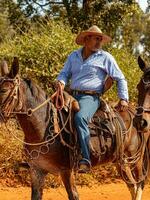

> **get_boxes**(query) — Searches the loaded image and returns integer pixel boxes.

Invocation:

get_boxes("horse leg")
[127,182,144,200]
[132,135,148,200]
[126,183,137,200]
[60,170,79,200]
[117,163,136,200]
[136,135,148,181]
[30,165,47,200]
[125,145,146,200]
[134,182,144,200]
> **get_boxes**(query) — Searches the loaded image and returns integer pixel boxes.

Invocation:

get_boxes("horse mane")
[23,78,47,101]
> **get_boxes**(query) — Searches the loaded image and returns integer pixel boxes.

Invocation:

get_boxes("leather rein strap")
[0,77,72,146]
[51,82,64,110]
[0,77,65,116]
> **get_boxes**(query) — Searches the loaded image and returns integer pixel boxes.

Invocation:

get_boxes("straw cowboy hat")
[75,25,112,45]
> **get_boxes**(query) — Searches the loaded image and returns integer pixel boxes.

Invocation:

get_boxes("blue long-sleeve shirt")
[57,48,129,101]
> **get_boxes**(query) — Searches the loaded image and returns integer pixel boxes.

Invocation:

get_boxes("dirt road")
[0,182,150,200]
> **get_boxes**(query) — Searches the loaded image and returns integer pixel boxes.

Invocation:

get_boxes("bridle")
[0,76,74,148]
[136,69,150,116]
[0,76,52,117]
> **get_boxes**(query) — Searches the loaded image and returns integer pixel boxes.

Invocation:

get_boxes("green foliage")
[0,0,30,36]
[0,1,15,42]
[0,21,77,93]
[142,13,150,57]
[0,21,141,100]
[119,3,145,54]
[103,47,142,102]
[7,0,31,33]
[0,1,149,55]
[91,1,131,36]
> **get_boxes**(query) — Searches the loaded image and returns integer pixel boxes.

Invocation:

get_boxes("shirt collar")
[76,48,83,61]
[76,47,102,58]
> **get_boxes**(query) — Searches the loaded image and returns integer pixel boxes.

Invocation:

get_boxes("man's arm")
[56,55,72,87]
[104,54,129,111]
[104,54,129,102]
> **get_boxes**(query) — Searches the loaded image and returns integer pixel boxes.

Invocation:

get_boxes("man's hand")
[54,80,65,91]
[116,99,128,112]
[51,80,65,110]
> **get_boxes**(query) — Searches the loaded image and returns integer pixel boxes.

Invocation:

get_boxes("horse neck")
[17,80,51,143]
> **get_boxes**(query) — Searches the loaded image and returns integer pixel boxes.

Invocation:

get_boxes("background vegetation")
[0,21,142,101]
[0,0,149,187]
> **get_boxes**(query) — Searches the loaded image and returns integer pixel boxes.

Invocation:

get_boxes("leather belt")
[71,90,99,96]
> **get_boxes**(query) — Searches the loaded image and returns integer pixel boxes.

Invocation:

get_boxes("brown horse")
[0,58,148,200]
[132,56,150,199]
[133,56,150,132]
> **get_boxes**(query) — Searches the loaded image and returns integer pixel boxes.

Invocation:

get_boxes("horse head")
[133,56,150,132]
[0,57,24,120]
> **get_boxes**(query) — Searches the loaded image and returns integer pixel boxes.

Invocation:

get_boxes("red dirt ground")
[0,182,150,200]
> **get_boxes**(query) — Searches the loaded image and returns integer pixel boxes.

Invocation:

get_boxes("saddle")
[52,91,128,166]
[88,100,127,163]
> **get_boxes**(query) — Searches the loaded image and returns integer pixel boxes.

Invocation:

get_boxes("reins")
[4,105,72,146]
[1,77,65,116]
[1,76,73,146]
[51,82,64,110]
[10,96,52,116]
[114,109,149,184]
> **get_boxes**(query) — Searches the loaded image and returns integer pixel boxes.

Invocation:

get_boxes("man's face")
[84,35,103,51]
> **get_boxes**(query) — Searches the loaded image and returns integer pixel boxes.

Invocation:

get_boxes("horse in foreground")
[0,58,148,200]
[134,56,150,133]
[133,56,150,191]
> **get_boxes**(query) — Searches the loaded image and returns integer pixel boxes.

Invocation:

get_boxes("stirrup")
[78,163,91,173]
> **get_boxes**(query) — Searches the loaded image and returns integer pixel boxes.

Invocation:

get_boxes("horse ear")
[138,56,146,72]
[8,57,19,78]
[0,60,9,76]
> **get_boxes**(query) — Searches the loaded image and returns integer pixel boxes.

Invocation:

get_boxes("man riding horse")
[56,25,129,173]
[0,47,148,200]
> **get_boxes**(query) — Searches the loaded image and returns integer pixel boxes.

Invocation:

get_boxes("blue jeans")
[74,94,100,166]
